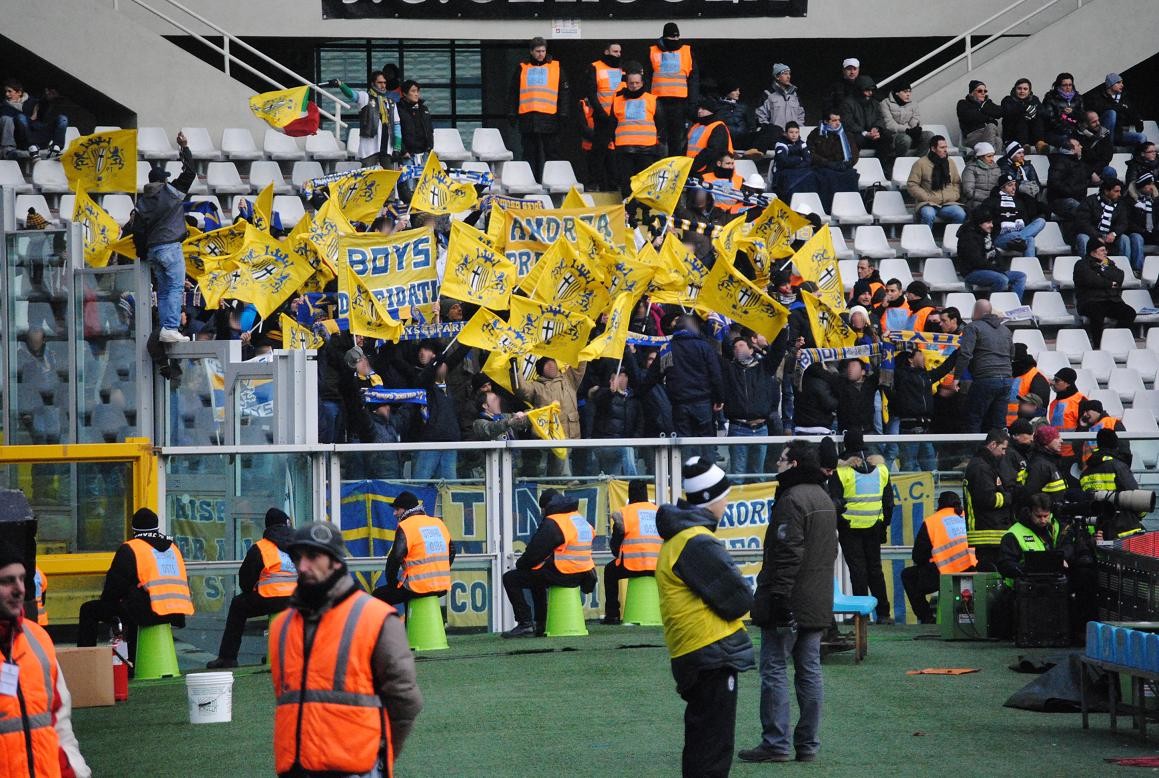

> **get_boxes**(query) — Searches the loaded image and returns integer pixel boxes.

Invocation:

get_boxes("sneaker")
[206,657,238,669]
[501,622,536,639]
[1007,238,1028,253]
[27,145,38,156]
[738,745,792,763]
[796,752,817,763]
[600,616,622,626]
[47,143,61,159]
[159,328,190,343]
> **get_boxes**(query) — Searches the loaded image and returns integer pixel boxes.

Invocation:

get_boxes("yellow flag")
[250,183,274,232]
[579,292,639,362]
[525,402,568,460]
[603,253,657,299]
[749,197,811,259]
[329,167,401,223]
[629,155,692,214]
[338,260,403,341]
[249,86,311,129]
[458,308,531,355]
[61,130,136,193]
[561,187,587,209]
[508,295,595,368]
[286,214,330,294]
[801,290,857,349]
[713,214,748,263]
[73,186,123,268]
[793,225,845,312]
[696,257,790,343]
[183,222,248,278]
[306,198,353,275]
[648,233,711,306]
[230,225,316,318]
[410,151,478,215]
[450,219,495,249]
[106,234,138,261]
[442,225,517,309]
[529,239,610,318]
[279,313,324,349]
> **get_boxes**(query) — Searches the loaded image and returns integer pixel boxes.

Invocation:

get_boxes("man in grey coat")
[755,64,805,146]
[740,439,837,764]
[952,299,1014,433]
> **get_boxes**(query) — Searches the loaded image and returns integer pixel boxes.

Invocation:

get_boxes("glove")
[771,604,798,634]
[322,79,341,88]
[906,126,924,143]
[878,519,889,545]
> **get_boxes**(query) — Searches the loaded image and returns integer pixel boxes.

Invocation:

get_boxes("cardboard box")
[55,646,115,708]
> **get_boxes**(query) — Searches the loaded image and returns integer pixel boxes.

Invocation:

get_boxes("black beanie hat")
[663,22,680,38]
[1097,427,1119,450]
[265,508,291,528]
[1009,418,1033,437]
[391,491,420,511]
[842,429,866,456]
[819,437,839,470]
[132,507,159,533]
[968,79,985,94]
[538,488,562,514]
[535,356,555,376]
[0,540,23,570]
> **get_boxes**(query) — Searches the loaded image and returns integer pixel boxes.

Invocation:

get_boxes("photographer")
[997,494,1060,588]
[1079,428,1146,540]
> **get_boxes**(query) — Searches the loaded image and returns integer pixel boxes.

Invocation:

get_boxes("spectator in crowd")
[889,348,952,472]
[953,299,1014,433]
[793,362,839,435]
[1127,171,1158,269]
[1047,368,1086,462]
[131,132,195,344]
[1008,343,1050,424]
[408,350,463,480]
[396,80,434,163]
[517,357,585,476]
[1125,142,1158,189]
[1019,424,1069,510]
[1086,73,1147,147]
[755,63,805,148]
[1001,78,1047,154]
[0,112,22,159]
[611,61,663,197]
[590,368,641,476]
[841,75,899,173]
[907,135,965,227]
[362,394,403,479]
[835,358,878,439]
[602,480,660,625]
[1002,418,1033,491]
[822,57,862,116]
[1042,72,1083,148]
[648,22,698,156]
[1077,111,1116,182]
[509,37,570,180]
[1074,177,1130,257]
[771,121,812,196]
[472,389,528,441]
[875,277,910,333]
[956,207,1027,300]
[1074,242,1136,348]
[904,281,939,330]
[983,172,1045,257]
[998,141,1044,206]
[1077,398,1127,467]
[584,42,623,191]
[956,80,1002,151]
[1048,138,1092,228]
[686,97,734,176]
[377,63,404,102]
[722,333,778,477]
[961,142,1001,212]
[658,314,724,457]
[879,81,930,158]
[2,80,66,157]
[807,110,859,210]
[830,430,893,623]
[849,257,884,306]
[716,79,756,150]
[332,72,403,168]
[963,428,1013,567]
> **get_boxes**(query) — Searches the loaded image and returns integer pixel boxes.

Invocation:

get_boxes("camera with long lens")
[1055,489,1157,528]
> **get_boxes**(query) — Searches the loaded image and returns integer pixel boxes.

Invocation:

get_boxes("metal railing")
[878,0,1084,90]
[115,0,349,131]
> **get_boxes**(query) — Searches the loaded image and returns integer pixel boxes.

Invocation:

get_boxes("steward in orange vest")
[602,481,661,625]
[902,281,939,332]
[686,97,733,176]
[1007,344,1050,425]
[0,541,90,778]
[509,36,570,179]
[76,507,193,667]
[1047,368,1085,459]
[208,508,297,670]
[610,65,664,197]
[699,152,746,215]
[376,491,456,607]
[270,522,422,778]
[1076,398,1126,466]
[501,490,597,637]
[648,22,698,155]
[901,492,975,624]
[584,44,622,190]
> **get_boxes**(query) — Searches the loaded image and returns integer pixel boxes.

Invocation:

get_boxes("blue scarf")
[820,122,852,162]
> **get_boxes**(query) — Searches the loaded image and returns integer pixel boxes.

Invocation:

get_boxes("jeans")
[147,242,186,330]
[964,269,1027,302]
[963,375,1013,433]
[595,446,637,477]
[318,400,345,444]
[674,400,715,461]
[758,627,824,757]
[13,113,68,148]
[917,204,967,227]
[1074,232,1130,259]
[0,115,14,149]
[728,423,767,477]
[899,441,937,473]
[994,217,1046,256]
[411,450,457,481]
[1127,232,1146,271]
[1100,110,1148,147]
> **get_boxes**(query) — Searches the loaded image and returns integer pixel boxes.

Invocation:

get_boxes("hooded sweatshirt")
[954,313,1012,381]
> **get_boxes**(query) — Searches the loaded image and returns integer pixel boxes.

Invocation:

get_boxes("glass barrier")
[76,266,140,443]
[168,356,225,446]
[0,459,133,552]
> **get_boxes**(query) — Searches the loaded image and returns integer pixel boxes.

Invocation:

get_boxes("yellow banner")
[410,151,478,215]
[497,203,627,276]
[561,187,587,209]
[337,227,440,317]
[579,292,639,362]
[73,186,123,268]
[338,260,404,341]
[801,289,857,349]
[648,234,711,306]
[696,257,790,343]
[250,182,274,233]
[278,313,324,349]
[458,308,531,355]
[529,239,610,318]
[748,197,811,259]
[61,129,136,193]
[793,225,845,312]
[442,223,518,309]
[213,225,315,318]
[525,402,568,459]
[184,222,248,277]
[330,167,401,224]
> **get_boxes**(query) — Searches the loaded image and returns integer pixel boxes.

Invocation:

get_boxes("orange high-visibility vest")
[879,302,912,333]
[398,514,452,594]
[613,92,659,148]
[700,171,746,214]
[923,508,977,573]
[255,538,297,599]
[1081,415,1122,465]
[592,61,622,114]
[534,512,595,574]
[685,121,733,158]
[0,620,62,778]
[34,566,48,625]
[649,45,693,98]
[518,60,560,115]
[910,306,934,332]
[271,591,394,775]
[126,538,194,617]
[580,99,614,152]
[617,501,661,572]
[1006,367,1043,426]
[1048,392,1085,458]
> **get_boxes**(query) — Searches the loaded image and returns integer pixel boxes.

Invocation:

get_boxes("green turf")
[72,625,1154,777]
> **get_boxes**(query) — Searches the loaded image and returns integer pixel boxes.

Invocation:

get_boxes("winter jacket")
[996,519,1058,582]
[841,93,887,140]
[964,447,1012,536]
[889,359,954,421]
[828,453,895,526]
[773,137,811,170]
[956,95,1002,136]
[794,364,840,429]
[516,364,586,438]
[1042,88,1083,138]
[1126,157,1159,189]
[655,501,755,693]
[751,462,837,630]
[956,221,1001,275]
[998,156,1043,200]
[237,524,296,594]
[472,411,529,441]
[1047,152,1091,202]
[721,353,777,422]
[397,98,434,156]
[1074,193,1130,240]
[1086,87,1142,133]
[880,94,921,133]
[835,374,879,435]
[591,387,640,439]
[954,313,1012,381]
[508,56,571,133]
[515,495,594,583]
[662,329,725,406]
[907,154,962,208]
[1083,449,1144,539]
[1019,444,1069,509]
[1078,125,1114,174]
[717,98,756,144]
[756,83,805,130]
[1001,92,1045,148]
[960,158,1002,211]
[385,505,457,587]
[822,77,859,116]
[981,190,1040,234]
[1074,254,1126,308]
[100,532,188,628]
[133,145,195,248]
[1127,187,1158,236]
[808,126,858,169]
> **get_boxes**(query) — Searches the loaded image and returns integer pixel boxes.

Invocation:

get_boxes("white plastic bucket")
[185,671,234,724]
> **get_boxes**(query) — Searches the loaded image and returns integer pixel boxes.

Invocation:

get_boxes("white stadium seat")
[101,194,135,225]
[1108,367,1144,403]
[206,162,250,195]
[272,195,305,227]
[248,161,293,194]
[346,128,360,158]
[305,130,348,162]
[137,161,151,193]
[1026,154,1050,184]
[222,128,264,161]
[790,192,829,223]
[1126,349,1159,384]
[471,128,514,162]
[890,156,917,189]
[1123,289,1159,324]
[1073,369,1098,398]
[854,158,887,189]
[1144,120,1159,144]
[541,160,582,194]
[63,126,81,151]
[291,160,325,189]
[263,130,306,161]
[1051,255,1079,289]
[433,128,472,163]
[1055,328,1092,362]
[1149,328,1159,354]
[15,194,54,227]
[57,194,74,223]
[522,193,554,208]
[164,161,207,194]
[1134,389,1159,413]
[878,258,914,288]
[1109,256,1141,288]
[944,292,977,318]
[1030,291,1074,327]
[921,257,965,292]
[949,156,965,176]
[838,259,858,292]
[1008,257,1051,291]
[871,190,910,225]
[831,192,873,225]
[1088,389,1124,418]
[853,226,896,258]
[1099,328,1137,363]
[1013,329,1046,358]
[1034,222,1070,256]
[1080,350,1115,384]
[941,223,961,256]
[180,127,223,161]
[990,292,1025,322]
[499,161,544,195]
[30,160,70,193]
[334,160,362,174]
[0,161,33,193]
[900,225,942,258]
[1034,350,1069,380]
[830,227,854,259]
[733,159,759,182]
[138,127,179,160]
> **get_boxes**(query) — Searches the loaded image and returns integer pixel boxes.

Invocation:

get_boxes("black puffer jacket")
[956,221,1000,275]
[964,447,1011,535]
[793,364,839,430]
[1074,253,1126,308]
[1001,91,1045,147]
[397,98,434,156]
[591,387,640,439]
[1047,152,1091,202]
[956,95,1002,135]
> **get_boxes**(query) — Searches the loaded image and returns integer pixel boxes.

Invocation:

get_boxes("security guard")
[1001,418,1034,495]
[830,429,893,622]
[208,508,296,669]
[611,61,663,197]
[996,494,1060,588]
[1077,398,1125,466]
[648,22,698,155]
[602,480,661,625]
[584,42,622,190]
[699,152,746,215]
[1006,344,1050,425]
[685,97,733,175]
[501,489,597,638]
[77,508,193,665]
[963,429,1013,569]
[901,492,976,624]
[509,36,570,179]
[1019,425,1070,510]
[374,491,456,608]
[271,522,422,778]
[1047,367,1086,461]
[1081,428,1145,539]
